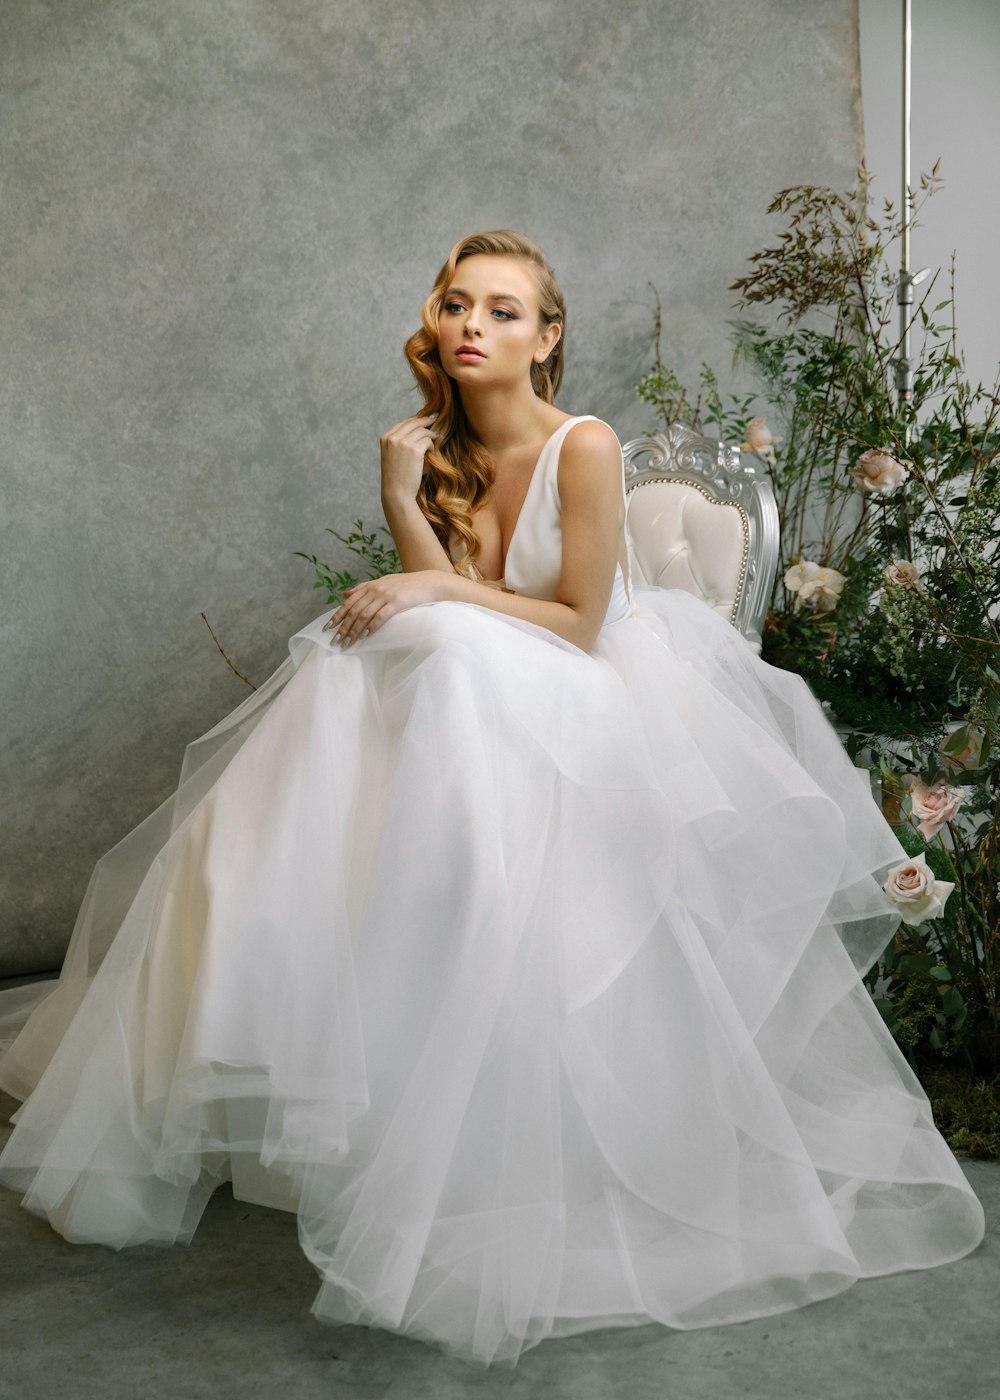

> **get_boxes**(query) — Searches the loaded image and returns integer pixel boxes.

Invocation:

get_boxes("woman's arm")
[330,420,624,654]
[382,490,456,574]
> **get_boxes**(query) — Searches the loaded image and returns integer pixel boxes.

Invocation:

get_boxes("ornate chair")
[621,423,780,652]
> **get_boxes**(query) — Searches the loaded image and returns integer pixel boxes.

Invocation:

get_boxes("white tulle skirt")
[0,587,985,1367]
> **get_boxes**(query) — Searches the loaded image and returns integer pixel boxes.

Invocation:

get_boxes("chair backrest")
[621,424,779,651]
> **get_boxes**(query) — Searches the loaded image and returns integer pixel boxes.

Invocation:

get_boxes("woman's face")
[437,254,561,390]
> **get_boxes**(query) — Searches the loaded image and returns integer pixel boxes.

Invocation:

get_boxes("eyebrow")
[445,286,528,312]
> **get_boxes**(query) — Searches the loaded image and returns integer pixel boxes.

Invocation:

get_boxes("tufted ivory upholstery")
[622,424,779,652]
[627,481,747,617]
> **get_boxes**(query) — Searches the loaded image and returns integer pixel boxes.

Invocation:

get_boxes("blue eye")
[442,301,515,320]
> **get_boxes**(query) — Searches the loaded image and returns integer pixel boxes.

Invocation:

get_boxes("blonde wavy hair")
[404,230,566,580]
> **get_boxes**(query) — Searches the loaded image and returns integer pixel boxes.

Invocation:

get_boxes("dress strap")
[581,416,636,615]
[617,443,636,612]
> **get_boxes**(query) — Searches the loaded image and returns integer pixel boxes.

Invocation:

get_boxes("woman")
[0,231,985,1369]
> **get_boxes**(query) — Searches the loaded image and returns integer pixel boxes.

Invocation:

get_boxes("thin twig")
[877,618,1000,650]
[201,613,257,691]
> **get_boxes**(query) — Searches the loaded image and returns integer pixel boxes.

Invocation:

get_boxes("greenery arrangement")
[637,165,1000,1102]
[295,520,401,605]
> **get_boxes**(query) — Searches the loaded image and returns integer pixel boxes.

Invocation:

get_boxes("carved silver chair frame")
[621,424,780,651]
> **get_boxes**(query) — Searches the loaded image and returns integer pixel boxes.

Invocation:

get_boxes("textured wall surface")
[1,0,864,973]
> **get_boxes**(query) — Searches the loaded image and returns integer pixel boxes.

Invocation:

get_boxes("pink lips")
[456,346,486,359]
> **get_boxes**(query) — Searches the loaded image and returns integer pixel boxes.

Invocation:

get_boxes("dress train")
[0,590,985,1366]
[0,415,985,1367]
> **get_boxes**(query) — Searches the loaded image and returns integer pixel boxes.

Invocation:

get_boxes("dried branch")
[200,613,257,691]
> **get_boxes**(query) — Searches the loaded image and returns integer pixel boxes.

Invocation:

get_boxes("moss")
[919,1064,1000,1161]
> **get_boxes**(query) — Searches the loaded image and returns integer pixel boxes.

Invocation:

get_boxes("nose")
[462,305,484,337]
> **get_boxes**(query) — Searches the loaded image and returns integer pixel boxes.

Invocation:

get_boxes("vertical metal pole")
[902,0,911,280]
[897,0,914,432]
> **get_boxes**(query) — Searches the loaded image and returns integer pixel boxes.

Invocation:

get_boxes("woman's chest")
[471,458,541,579]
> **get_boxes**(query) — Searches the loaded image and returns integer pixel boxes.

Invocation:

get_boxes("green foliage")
[638,164,1000,1079]
[294,519,401,605]
[637,287,757,444]
[921,1066,1000,1160]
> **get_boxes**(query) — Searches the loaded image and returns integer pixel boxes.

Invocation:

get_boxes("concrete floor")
[2,1089,998,1400]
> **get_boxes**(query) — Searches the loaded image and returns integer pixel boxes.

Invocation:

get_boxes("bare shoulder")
[561,417,621,456]
[558,419,623,495]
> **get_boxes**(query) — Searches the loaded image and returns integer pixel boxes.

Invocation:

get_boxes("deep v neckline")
[498,416,582,581]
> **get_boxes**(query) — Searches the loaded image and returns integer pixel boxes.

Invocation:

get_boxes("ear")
[533,320,562,363]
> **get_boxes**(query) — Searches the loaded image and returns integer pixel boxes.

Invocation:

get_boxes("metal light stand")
[896,0,914,431]
[896,0,930,443]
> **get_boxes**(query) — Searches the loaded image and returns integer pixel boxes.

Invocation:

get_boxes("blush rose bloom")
[883,853,955,926]
[783,559,847,612]
[907,776,966,840]
[883,558,924,592]
[740,416,781,463]
[939,723,986,773]
[853,448,909,495]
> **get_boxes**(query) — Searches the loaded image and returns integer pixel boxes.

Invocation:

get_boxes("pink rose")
[883,558,924,591]
[883,853,954,926]
[740,416,781,463]
[907,776,966,840]
[853,448,908,496]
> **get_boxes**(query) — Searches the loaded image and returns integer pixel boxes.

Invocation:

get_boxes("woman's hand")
[323,570,446,647]
[380,414,438,503]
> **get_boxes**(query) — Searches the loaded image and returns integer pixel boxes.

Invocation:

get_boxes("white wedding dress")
[0,416,985,1368]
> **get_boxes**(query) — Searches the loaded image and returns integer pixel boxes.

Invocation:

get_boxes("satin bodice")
[450,415,636,627]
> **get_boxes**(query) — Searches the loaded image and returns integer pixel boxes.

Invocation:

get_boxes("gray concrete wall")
[1,0,864,974]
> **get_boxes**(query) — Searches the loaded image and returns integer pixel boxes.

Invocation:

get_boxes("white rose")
[883,558,924,591]
[783,559,847,612]
[883,852,955,926]
[740,416,781,463]
[853,448,908,496]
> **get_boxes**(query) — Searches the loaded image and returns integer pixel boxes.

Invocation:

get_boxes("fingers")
[381,413,439,444]
[326,585,387,648]
[396,427,435,452]
[382,414,433,437]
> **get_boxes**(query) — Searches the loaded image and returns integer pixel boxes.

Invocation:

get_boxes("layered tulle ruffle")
[0,588,985,1366]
